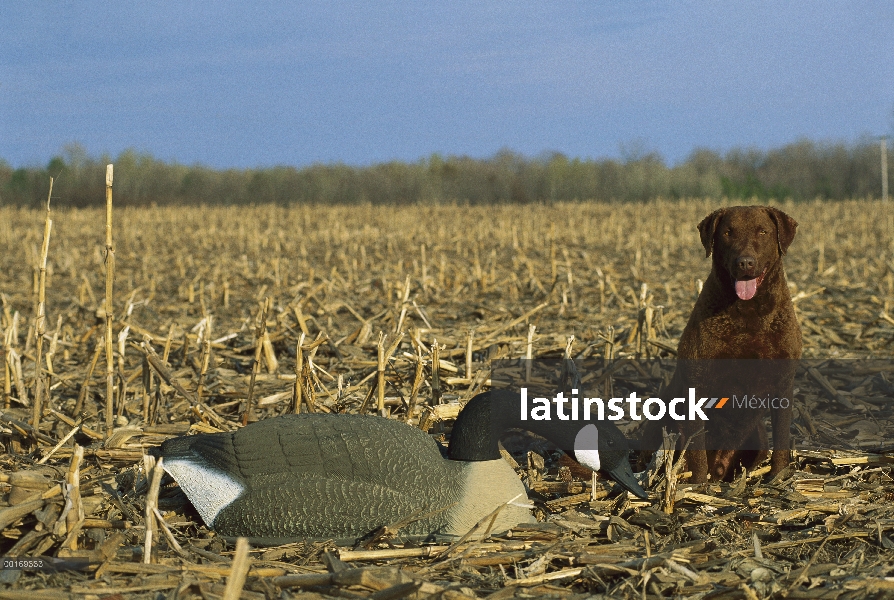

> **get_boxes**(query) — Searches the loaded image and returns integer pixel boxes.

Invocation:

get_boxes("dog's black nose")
[736,255,756,273]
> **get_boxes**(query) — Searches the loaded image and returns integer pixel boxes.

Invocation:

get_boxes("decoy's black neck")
[448,389,581,461]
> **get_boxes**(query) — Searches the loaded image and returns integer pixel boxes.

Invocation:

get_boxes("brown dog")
[646,206,802,483]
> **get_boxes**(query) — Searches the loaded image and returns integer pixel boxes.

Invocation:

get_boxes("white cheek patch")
[574,424,601,473]
[163,458,245,527]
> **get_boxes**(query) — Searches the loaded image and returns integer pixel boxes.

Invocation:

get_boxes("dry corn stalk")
[32,178,53,431]
[104,164,115,437]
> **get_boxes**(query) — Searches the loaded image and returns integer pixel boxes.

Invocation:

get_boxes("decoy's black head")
[572,421,648,499]
[448,391,648,500]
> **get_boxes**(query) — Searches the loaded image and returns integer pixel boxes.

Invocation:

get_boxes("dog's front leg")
[680,421,709,483]
[769,400,792,475]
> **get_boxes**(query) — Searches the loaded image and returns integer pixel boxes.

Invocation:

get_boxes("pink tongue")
[735,279,757,300]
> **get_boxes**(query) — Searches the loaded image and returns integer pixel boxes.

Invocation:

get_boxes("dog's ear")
[697,209,726,258]
[766,207,798,255]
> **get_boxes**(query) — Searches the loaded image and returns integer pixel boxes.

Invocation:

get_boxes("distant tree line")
[0,139,887,207]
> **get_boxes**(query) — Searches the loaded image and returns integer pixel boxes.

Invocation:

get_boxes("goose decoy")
[152,389,647,543]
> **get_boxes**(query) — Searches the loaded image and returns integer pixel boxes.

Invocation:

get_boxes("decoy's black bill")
[607,461,649,499]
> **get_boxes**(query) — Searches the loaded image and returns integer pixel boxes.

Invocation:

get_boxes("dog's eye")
[724,230,731,236]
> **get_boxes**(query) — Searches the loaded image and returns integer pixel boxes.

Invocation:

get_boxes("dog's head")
[698,206,798,300]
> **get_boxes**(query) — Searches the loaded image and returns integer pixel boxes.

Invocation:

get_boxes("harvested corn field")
[1,199,893,599]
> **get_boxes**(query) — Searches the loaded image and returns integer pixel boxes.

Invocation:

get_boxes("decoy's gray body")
[154,390,646,543]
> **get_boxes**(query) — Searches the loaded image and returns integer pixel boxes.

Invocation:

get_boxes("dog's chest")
[691,306,800,359]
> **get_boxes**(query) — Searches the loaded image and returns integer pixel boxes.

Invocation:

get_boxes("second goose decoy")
[153,389,647,543]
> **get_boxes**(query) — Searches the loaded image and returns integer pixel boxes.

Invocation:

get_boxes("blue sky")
[2,2,892,169]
